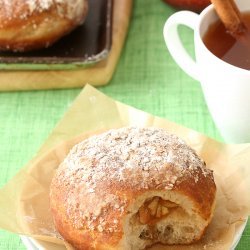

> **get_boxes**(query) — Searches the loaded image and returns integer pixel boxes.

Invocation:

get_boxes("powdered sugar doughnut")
[0,0,88,52]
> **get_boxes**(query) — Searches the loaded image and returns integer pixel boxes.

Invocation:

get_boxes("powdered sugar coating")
[52,127,214,233]
[64,127,210,191]
[0,0,86,21]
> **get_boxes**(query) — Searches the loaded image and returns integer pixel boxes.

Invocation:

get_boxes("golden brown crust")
[0,0,88,51]
[174,166,216,221]
[50,127,216,249]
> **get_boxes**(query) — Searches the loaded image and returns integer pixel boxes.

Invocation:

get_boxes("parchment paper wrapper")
[0,85,249,250]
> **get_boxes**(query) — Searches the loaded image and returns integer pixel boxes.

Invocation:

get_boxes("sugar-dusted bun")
[0,0,88,52]
[50,127,216,250]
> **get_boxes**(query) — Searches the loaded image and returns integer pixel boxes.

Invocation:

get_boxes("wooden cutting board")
[0,0,133,91]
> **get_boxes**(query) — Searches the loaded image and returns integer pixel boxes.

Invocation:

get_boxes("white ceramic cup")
[163,0,250,143]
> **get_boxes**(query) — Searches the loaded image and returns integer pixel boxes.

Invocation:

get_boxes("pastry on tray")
[50,127,216,250]
[0,0,88,52]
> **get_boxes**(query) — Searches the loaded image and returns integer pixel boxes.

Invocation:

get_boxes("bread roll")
[0,0,88,52]
[50,127,216,250]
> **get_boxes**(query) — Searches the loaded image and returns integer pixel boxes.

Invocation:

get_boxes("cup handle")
[163,11,200,81]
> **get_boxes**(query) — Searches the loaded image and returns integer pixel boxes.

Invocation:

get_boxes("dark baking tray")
[0,0,113,70]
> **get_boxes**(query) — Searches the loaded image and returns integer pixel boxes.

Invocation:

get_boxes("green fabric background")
[0,0,249,249]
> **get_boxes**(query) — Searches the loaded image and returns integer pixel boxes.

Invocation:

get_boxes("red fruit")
[163,0,211,13]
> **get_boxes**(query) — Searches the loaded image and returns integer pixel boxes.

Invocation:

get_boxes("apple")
[163,0,211,13]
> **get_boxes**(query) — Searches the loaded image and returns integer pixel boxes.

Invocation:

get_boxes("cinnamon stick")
[210,0,247,38]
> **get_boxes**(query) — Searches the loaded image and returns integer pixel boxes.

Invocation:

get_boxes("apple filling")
[135,197,181,241]
[138,197,178,225]
[126,196,202,248]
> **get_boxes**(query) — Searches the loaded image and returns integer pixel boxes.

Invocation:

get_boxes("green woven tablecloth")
[0,0,249,249]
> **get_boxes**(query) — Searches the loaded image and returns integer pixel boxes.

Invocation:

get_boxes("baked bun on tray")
[0,0,88,52]
[50,127,216,250]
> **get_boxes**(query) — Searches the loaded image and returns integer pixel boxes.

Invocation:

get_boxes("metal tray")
[0,0,113,70]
